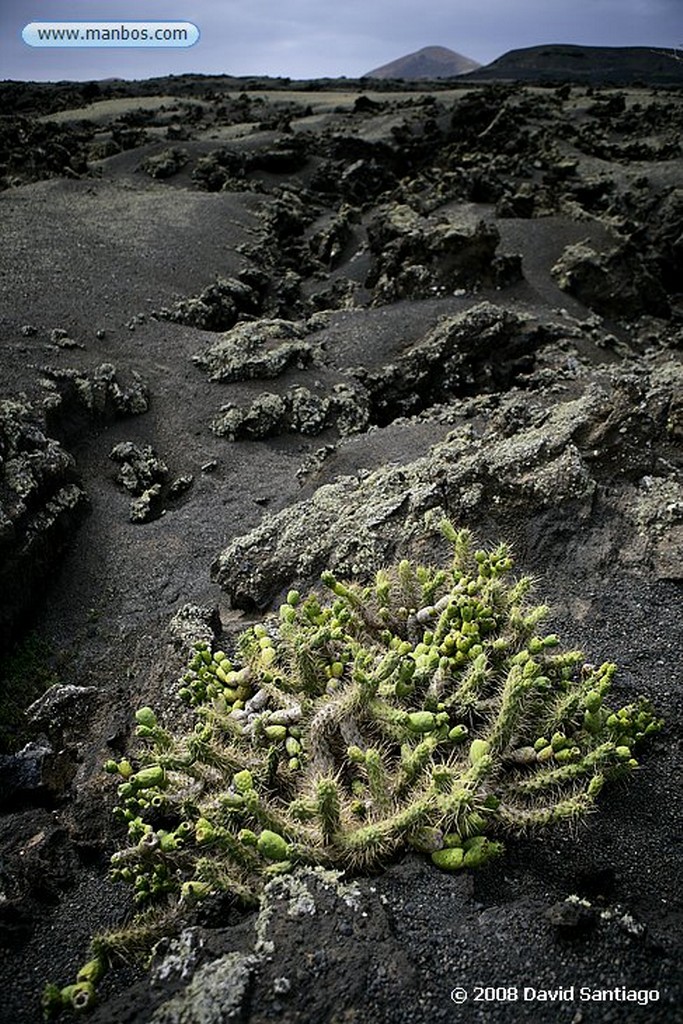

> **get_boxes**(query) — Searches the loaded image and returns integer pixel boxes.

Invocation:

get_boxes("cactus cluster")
[44,522,661,1017]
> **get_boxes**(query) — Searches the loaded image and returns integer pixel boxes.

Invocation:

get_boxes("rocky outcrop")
[154,278,261,332]
[0,399,89,652]
[366,206,522,302]
[212,360,683,609]
[140,148,189,180]
[193,319,313,382]
[0,364,151,649]
[361,302,537,424]
[40,363,150,432]
[211,382,369,441]
[551,241,670,320]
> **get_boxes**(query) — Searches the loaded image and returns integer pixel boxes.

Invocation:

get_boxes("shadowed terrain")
[0,66,681,1023]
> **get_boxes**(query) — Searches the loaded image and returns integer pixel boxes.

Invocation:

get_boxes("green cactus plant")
[44,521,662,1016]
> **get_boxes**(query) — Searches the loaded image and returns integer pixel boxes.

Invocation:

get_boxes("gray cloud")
[1,0,680,81]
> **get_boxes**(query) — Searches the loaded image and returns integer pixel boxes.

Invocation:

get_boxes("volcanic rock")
[551,240,670,320]
[0,399,89,653]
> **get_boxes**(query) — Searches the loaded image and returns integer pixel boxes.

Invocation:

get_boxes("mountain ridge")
[462,44,683,84]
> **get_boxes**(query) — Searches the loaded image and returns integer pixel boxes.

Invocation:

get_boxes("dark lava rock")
[642,187,683,293]
[0,364,153,620]
[362,301,536,424]
[211,381,369,442]
[551,240,671,320]
[0,117,92,189]
[496,183,536,218]
[168,604,220,653]
[109,442,170,523]
[249,135,309,174]
[193,319,312,382]
[167,474,194,498]
[109,441,169,496]
[27,684,97,744]
[0,741,77,808]
[308,207,357,269]
[366,205,522,302]
[40,363,150,434]
[212,357,682,609]
[263,192,309,242]
[0,399,89,653]
[84,868,407,1024]
[338,157,397,203]
[111,124,148,151]
[129,485,163,524]
[155,277,261,331]
[0,741,52,805]
[192,148,247,191]
[140,148,189,180]
[546,899,599,936]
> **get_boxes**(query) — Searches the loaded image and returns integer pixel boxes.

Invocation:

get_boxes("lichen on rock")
[192,318,313,382]
[211,381,370,442]
[150,952,259,1024]
[154,278,260,332]
[366,205,522,302]
[211,359,682,609]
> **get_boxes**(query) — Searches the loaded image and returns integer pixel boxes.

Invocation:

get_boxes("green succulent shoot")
[45,520,662,1016]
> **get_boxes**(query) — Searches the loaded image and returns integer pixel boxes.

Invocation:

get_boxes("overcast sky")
[1,0,680,82]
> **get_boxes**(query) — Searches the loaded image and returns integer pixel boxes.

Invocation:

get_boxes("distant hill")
[462,45,683,85]
[365,46,481,80]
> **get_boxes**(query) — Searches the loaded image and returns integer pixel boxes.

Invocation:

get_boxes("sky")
[1,0,681,82]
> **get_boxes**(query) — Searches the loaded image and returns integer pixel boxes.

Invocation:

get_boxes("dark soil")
[0,75,681,1024]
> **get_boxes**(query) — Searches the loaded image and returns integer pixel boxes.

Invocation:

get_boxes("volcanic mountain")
[365,45,480,80]
[462,44,683,84]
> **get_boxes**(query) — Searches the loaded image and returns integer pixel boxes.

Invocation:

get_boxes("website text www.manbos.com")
[23,22,199,48]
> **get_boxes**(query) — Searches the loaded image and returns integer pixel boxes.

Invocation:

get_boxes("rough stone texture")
[366,205,522,302]
[40,363,150,425]
[27,684,97,741]
[109,442,170,523]
[551,240,670,320]
[151,952,259,1024]
[85,869,390,1024]
[110,442,169,495]
[192,149,248,192]
[211,381,370,441]
[213,359,682,608]
[193,319,313,382]
[0,116,92,189]
[362,301,535,423]
[0,739,79,808]
[1,77,682,1024]
[168,604,220,654]
[155,277,261,332]
[0,398,89,652]
[85,854,683,1024]
[141,148,189,180]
